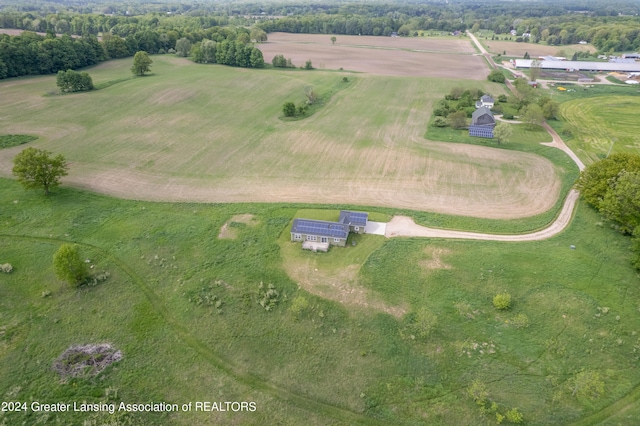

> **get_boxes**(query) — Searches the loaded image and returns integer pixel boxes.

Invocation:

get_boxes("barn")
[468,107,496,139]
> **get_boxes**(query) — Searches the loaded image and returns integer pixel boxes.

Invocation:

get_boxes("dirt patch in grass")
[259,32,487,78]
[283,256,406,318]
[52,343,122,381]
[419,247,452,271]
[218,214,258,240]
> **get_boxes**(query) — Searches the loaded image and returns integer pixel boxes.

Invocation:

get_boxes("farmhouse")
[291,211,368,251]
[468,107,495,139]
[475,94,494,109]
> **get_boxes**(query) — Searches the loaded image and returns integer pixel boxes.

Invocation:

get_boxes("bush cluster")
[257,282,280,311]
[493,292,512,310]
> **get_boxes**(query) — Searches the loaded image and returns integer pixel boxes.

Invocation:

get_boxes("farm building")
[469,107,495,139]
[475,95,495,109]
[515,59,640,73]
[291,211,369,251]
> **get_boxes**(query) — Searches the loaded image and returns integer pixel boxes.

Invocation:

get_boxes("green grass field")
[2,177,640,425]
[0,55,561,220]
[559,96,640,164]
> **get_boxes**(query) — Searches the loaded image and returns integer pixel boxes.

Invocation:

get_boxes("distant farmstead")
[468,106,495,139]
[475,95,495,109]
[291,211,368,251]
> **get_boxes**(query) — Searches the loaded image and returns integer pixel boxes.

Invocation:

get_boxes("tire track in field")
[0,233,380,425]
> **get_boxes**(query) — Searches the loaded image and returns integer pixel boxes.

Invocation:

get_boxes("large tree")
[600,170,640,234]
[576,153,640,210]
[130,51,152,76]
[12,147,68,195]
[56,69,93,93]
[175,37,191,57]
[522,103,544,130]
[493,122,513,144]
[448,110,468,129]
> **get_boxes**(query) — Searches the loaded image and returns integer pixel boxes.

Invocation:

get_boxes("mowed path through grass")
[0,55,561,219]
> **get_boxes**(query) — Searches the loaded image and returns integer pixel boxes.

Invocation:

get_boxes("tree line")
[576,153,640,269]
[0,23,265,80]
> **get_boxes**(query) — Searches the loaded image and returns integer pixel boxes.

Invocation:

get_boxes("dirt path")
[385,189,579,241]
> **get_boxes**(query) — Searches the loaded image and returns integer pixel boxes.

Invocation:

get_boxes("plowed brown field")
[258,33,488,78]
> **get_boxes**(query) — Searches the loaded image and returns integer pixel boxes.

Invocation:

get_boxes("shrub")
[53,244,89,287]
[493,292,512,310]
[432,117,448,127]
[257,282,279,311]
[290,295,309,318]
[505,408,524,423]
[488,68,506,83]
[304,59,313,70]
[467,380,489,405]
[511,313,529,328]
[0,263,12,273]
[282,102,296,117]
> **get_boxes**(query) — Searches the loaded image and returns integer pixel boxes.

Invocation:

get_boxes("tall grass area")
[1,177,640,424]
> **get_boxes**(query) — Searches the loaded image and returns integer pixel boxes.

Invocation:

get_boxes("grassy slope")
[1,178,640,425]
[559,95,640,164]
[0,56,560,223]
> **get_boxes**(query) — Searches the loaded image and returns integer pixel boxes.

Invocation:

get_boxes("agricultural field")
[2,177,640,425]
[258,32,486,78]
[0,54,561,220]
[477,38,596,59]
[559,96,640,164]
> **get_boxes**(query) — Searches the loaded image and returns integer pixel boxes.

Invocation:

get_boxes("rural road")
[385,32,585,241]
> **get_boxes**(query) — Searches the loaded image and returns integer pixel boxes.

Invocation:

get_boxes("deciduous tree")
[488,68,505,83]
[130,51,152,76]
[448,110,468,129]
[250,28,267,43]
[600,170,640,234]
[12,147,68,195]
[53,244,88,287]
[576,153,640,210]
[175,37,191,57]
[56,69,94,93]
[493,122,513,144]
[283,102,296,117]
[522,103,544,130]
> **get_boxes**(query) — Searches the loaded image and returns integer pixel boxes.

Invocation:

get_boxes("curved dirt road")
[387,38,585,241]
[385,189,579,241]
[385,130,582,241]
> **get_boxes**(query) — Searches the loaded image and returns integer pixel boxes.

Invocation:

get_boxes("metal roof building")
[514,59,640,73]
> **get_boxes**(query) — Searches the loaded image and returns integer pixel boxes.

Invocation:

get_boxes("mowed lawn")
[0,55,562,220]
[560,96,640,164]
[2,178,640,425]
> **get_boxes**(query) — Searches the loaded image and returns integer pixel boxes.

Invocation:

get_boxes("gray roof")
[471,106,495,126]
[515,59,640,72]
[291,219,349,239]
[339,210,368,227]
[480,95,494,103]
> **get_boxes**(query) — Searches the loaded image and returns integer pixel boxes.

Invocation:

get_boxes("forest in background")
[0,0,639,80]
